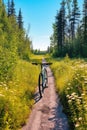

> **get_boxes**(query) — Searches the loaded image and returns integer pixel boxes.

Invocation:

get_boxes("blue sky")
[4,0,83,50]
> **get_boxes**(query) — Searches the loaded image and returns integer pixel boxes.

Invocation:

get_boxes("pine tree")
[50,23,58,54]
[70,0,80,40]
[17,8,23,29]
[55,0,66,56]
[10,0,15,16]
[82,0,87,57]
[83,0,87,40]
[66,0,72,41]
[7,0,11,17]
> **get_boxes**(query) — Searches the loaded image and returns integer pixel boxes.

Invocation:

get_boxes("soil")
[22,66,69,130]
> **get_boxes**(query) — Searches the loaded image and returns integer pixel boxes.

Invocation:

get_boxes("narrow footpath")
[22,66,69,130]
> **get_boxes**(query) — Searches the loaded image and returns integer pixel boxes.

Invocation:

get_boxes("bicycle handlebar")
[32,62,52,66]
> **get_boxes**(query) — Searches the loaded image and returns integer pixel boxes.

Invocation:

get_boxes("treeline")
[50,0,87,58]
[0,0,32,81]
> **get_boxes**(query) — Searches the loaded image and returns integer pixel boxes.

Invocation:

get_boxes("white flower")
[72,97,75,100]
[75,123,80,127]
[78,117,82,121]
[66,95,69,98]
[67,87,70,90]
[68,100,72,103]
[71,92,76,96]
[81,93,85,96]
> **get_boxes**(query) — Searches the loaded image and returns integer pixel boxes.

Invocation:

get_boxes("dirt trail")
[22,66,69,130]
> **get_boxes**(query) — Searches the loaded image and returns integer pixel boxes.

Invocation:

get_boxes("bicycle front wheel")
[44,68,48,87]
[38,73,43,98]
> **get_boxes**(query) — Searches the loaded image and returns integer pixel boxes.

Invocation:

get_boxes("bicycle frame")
[41,64,48,87]
[32,62,52,98]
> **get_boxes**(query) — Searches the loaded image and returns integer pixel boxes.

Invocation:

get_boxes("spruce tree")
[83,0,87,41]
[70,0,80,40]
[7,0,11,17]
[55,0,66,56]
[82,0,87,57]
[17,8,23,29]
[10,0,15,16]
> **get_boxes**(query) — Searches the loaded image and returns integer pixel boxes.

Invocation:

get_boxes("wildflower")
[0,94,5,97]
[80,65,85,68]
[74,95,78,98]
[66,95,69,98]
[75,123,80,127]
[83,101,86,104]
[67,87,70,90]
[72,97,75,100]
[71,92,76,96]
[78,96,82,99]
[76,98,81,103]
[84,81,87,84]
[84,105,87,109]
[84,77,87,81]
[81,93,85,96]
[82,75,86,78]
[69,95,73,99]
[78,117,82,121]
[75,77,78,80]
[68,99,72,103]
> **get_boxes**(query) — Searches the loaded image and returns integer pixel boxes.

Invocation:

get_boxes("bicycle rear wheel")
[38,73,43,98]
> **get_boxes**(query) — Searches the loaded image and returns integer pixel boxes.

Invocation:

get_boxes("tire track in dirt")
[22,66,69,130]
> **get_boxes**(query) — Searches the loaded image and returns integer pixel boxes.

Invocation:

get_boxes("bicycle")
[32,61,52,98]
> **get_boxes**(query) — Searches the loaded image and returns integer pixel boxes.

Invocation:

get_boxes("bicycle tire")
[44,68,48,87]
[38,73,43,98]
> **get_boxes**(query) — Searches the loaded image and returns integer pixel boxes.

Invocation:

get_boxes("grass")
[30,54,45,63]
[1,54,86,130]
[0,59,40,130]
[49,56,87,130]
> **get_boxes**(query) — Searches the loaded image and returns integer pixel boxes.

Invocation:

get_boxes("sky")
[4,0,83,50]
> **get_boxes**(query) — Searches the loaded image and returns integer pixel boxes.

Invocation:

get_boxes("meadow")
[0,55,42,130]
[50,56,87,130]
[0,54,87,130]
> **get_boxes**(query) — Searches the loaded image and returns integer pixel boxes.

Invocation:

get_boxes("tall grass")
[30,54,44,62]
[0,59,40,130]
[50,56,87,130]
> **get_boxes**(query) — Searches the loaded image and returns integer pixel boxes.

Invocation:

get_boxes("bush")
[0,60,40,130]
[0,46,17,81]
[51,58,87,130]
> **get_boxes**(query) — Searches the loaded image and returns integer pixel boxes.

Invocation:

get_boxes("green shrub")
[0,46,17,81]
[0,60,40,130]
[51,58,87,130]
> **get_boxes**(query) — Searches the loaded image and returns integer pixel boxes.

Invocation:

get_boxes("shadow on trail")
[34,92,41,103]
[34,86,48,104]
[48,98,69,130]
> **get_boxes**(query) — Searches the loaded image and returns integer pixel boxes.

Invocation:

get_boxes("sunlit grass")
[0,59,40,130]
[30,54,44,62]
[50,57,87,130]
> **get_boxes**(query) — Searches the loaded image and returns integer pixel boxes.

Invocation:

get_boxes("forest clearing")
[0,0,87,130]
[0,55,87,130]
